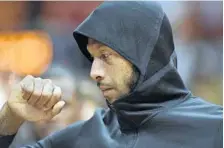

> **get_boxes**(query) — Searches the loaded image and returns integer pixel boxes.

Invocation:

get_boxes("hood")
[73,1,190,131]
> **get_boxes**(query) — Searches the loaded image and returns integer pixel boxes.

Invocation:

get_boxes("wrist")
[5,102,25,123]
[0,103,24,135]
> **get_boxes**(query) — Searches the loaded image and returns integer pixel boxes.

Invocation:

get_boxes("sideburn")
[129,65,140,92]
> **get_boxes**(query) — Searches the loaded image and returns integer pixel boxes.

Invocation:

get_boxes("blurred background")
[0,1,222,147]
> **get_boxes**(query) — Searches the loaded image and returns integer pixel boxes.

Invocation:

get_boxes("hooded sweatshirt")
[1,1,222,148]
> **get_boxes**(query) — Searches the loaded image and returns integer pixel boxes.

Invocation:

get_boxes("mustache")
[97,82,111,88]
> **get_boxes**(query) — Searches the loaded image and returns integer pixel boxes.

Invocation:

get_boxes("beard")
[112,65,139,101]
[97,65,140,102]
[128,65,140,92]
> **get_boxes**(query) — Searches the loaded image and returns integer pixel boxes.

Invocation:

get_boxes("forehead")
[87,38,105,55]
[87,38,113,54]
[88,38,102,45]
[87,38,105,51]
[87,38,126,60]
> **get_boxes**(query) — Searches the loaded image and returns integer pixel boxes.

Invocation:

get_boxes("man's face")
[87,38,138,102]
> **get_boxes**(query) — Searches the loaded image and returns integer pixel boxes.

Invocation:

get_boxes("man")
[0,1,222,148]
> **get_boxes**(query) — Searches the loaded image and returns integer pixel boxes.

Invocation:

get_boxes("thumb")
[45,101,65,121]
[51,101,66,117]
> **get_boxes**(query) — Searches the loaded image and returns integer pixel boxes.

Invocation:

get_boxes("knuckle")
[22,75,33,83]
[44,79,52,83]
[34,79,43,85]
[25,75,34,79]
[52,87,61,96]
[54,86,62,93]
[35,77,41,80]
[44,83,54,91]
[22,78,33,85]
[22,84,33,92]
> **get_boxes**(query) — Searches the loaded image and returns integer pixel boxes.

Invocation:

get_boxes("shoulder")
[175,97,223,147]
[151,97,222,146]
[174,97,222,118]
[153,96,222,130]
[162,97,222,133]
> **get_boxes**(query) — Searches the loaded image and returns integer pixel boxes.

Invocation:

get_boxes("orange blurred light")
[0,30,53,76]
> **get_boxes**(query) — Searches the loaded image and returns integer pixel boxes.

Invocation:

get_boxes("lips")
[99,85,112,91]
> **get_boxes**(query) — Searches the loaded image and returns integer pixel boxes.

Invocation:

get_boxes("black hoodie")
[1,1,223,148]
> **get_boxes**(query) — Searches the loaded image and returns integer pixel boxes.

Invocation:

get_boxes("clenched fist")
[7,75,65,122]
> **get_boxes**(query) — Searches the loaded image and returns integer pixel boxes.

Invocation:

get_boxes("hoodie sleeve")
[19,120,85,148]
[0,135,16,148]
[20,137,52,148]
[0,135,51,148]
[0,134,52,148]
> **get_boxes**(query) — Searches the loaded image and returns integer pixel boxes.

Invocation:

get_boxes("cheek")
[110,61,132,91]
[122,67,133,88]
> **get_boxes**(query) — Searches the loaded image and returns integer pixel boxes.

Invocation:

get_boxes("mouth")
[100,87,112,92]
[99,85,113,91]
[100,88,113,97]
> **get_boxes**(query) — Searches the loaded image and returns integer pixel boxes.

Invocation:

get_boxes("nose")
[90,58,105,82]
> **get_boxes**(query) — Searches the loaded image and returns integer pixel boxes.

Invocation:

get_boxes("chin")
[104,94,116,103]
[102,89,120,103]
[106,97,115,103]
[105,94,120,103]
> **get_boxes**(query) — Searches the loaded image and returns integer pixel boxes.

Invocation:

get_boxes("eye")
[100,53,111,60]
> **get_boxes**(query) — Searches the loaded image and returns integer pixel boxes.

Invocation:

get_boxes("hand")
[7,75,65,122]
